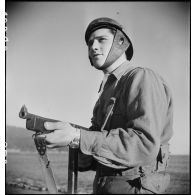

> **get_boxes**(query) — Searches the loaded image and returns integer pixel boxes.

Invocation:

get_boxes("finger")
[46,144,57,149]
[37,134,53,145]
[44,121,67,130]
[47,144,66,149]
[37,134,47,138]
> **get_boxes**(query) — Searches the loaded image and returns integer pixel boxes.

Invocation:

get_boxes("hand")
[38,121,80,148]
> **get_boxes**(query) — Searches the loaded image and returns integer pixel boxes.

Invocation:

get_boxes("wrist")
[69,128,80,148]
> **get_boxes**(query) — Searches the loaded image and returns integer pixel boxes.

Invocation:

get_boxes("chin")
[93,64,103,69]
[93,61,104,68]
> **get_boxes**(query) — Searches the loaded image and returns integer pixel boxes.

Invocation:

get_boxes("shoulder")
[120,65,171,95]
[123,66,161,83]
[119,64,172,101]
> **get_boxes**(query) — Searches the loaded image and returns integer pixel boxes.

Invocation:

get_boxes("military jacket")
[79,60,173,169]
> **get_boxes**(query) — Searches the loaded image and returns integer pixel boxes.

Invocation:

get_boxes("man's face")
[88,28,114,69]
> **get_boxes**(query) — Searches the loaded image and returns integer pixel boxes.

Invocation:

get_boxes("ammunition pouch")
[140,172,170,194]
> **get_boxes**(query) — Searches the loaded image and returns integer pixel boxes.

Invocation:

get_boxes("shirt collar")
[110,60,133,80]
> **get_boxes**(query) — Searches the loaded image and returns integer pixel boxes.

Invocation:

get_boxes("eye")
[99,38,106,42]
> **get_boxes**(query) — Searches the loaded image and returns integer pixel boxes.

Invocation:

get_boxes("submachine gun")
[19,105,88,194]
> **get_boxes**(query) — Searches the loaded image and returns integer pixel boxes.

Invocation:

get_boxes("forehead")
[89,28,113,40]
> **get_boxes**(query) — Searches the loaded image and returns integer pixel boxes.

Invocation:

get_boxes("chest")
[93,80,127,130]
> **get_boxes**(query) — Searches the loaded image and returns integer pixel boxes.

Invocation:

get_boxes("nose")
[89,39,99,51]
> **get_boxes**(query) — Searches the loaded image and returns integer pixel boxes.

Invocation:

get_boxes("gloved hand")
[37,121,80,148]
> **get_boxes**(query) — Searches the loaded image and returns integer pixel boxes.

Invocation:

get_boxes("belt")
[96,163,158,179]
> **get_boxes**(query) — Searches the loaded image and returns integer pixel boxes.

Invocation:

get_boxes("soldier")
[39,17,173,194]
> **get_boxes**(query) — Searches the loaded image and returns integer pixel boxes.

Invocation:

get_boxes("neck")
[103,54,127,74]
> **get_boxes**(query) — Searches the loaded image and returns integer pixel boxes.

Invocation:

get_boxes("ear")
[119,37,124,45]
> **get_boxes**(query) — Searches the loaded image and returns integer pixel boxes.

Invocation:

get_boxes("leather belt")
[96,163,143,179]
[96,163,159,179]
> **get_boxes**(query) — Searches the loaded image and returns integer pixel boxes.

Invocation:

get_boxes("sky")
[5,2,190,155]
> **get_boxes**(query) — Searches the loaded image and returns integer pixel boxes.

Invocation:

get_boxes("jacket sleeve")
[79,68,172,168]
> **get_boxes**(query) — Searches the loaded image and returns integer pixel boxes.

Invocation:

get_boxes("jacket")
[79,60,173,170]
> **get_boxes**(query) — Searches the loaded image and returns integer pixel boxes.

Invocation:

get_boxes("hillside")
[6,125,67,152]
[6,125,36,151]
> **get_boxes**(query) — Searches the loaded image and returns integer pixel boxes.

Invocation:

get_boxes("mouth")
[93,54,102,58]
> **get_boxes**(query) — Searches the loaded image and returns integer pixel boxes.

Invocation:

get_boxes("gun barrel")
[19,105,29,119]
[19,105,59,133]
[19,105,88,134]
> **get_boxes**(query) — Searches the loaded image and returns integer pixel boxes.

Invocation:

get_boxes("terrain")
[6,125,190,194]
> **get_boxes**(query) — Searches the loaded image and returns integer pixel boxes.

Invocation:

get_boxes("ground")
[6,152,190,194]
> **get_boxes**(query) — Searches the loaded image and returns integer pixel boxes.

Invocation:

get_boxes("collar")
[110,60,133,80]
